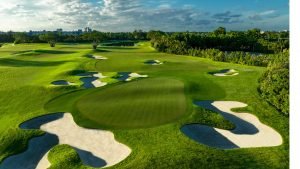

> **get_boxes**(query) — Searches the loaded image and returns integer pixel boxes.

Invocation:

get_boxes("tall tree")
[214,27,226,36]
[13,33,28,44]
[39,32,57,47]
[82,31,106,50]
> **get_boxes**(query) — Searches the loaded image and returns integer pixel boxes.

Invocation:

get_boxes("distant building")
[27,28,86,36]
[28,30,48,36]
[56,28,63,33]
[84,27,92,33]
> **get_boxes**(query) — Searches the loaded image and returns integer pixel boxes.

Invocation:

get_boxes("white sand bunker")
[38,113,131,168]
[145,60,163,65]
[181,101,282,149]
[213,69,239,76]
[126,73,148,81]
[51,80,75,86]
[88,54,108,60]
[77,72,107,88]
[117,72,148,81]
[1,113,131,169]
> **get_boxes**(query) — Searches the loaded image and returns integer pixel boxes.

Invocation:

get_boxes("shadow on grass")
[0,58,67,67]
[186,79,226,101]
[13,50,76,56]
[194,101,258,135]
[0,113,107,169]
[0,133,59,169]
[95,49,111,52]
[0,114,63,169]
[181,125,239,149]
[101,46,138,50]
[208,69,231,75]
[74,148,107,168]
[181,101,260,149]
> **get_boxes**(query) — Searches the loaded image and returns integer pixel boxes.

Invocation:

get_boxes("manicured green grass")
[76,78,187,129]
[48,144,83,169]
[184,107,235,130]
[0,42,288,169]
[46,77,188,129]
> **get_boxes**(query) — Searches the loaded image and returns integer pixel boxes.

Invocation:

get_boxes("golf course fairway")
[0,42,288,169]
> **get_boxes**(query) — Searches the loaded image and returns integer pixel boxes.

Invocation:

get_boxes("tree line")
[148,28,289,67]
[149,28,289,53]
[1,28,288,53]
[0,30,148,48]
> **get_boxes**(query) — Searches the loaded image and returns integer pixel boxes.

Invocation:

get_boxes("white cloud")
[260,10,276,16]
[0,0,288,32]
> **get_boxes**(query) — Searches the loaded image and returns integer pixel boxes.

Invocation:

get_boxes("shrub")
[258,50,289,115]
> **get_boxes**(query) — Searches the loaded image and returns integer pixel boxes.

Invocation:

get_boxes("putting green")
[75,78,187,129]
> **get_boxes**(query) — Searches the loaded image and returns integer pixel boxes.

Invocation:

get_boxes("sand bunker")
[88,54,108,60]
[181,101,282,149]
[78,72,107,88]
[145,60,163,65]
[0,113,131,169]
[213,69,239,76]
[126,73,148,81]
[117,72,148,81]
[51,80,75,86]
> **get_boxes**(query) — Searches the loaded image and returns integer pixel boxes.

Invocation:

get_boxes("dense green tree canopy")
[258,50,289,115]
[39,33,57,47]
[214,27,226,36]
[13,33,28,44]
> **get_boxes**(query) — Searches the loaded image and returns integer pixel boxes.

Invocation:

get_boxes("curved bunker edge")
[0,113,131,169]
[181,101,283,149]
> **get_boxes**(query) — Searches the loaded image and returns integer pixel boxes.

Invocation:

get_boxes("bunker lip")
[212,69,239,76]
[77,72,108,88]
[144,60,163,65]
[1,113,131,169]
[117,72,148,81]
[51,80,75,86]
[181,101,283,149]
[87,54,108,60]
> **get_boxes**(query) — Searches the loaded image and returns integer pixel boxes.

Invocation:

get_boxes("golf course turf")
[76,78,187,128]
[0,42,289,169]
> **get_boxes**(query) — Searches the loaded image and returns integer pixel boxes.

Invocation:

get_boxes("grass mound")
[48,145,83,169]
[75,78,188,129]
[185,107,235,130]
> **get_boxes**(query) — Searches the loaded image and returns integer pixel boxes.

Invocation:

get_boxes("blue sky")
[0,0,289,32]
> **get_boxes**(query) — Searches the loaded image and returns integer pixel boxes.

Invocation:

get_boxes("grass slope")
[0,42,288,169]
[76,78,187,129]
